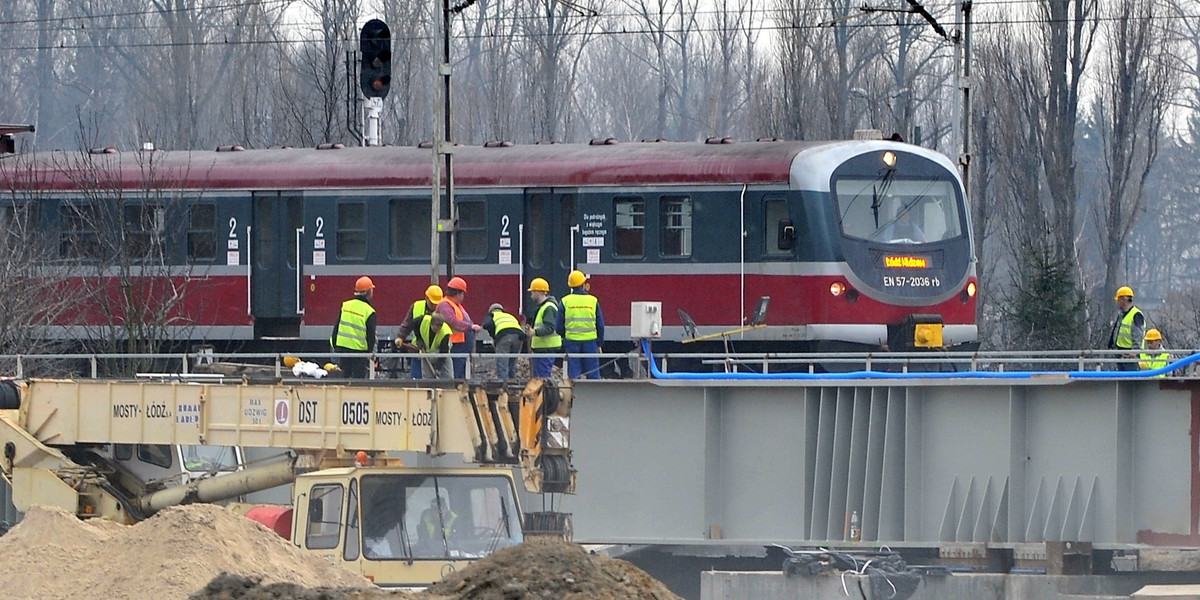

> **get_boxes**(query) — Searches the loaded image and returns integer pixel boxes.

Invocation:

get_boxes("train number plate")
[883,276,941,287]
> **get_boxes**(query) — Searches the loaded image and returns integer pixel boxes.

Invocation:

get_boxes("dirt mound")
[427,537,682,600]
[186,538,680,600]
[0,504,373,600]
[187,573,411,600]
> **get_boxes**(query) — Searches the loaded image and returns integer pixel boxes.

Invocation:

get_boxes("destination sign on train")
[884,255,929,269]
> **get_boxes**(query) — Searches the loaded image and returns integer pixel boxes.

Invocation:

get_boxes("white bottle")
[849,510,861,542]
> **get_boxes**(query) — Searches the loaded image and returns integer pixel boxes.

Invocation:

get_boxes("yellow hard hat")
[528,277,550,293]
[567,270,587,288]
[425,284,444,304]
[1114,286,1134,300]
[283,356,300,368]
[1145,328,1162,342]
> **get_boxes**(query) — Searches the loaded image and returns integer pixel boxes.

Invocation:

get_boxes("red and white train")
[0,138,976,356]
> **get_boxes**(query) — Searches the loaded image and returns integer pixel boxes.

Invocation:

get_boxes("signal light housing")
[359,19,392,99]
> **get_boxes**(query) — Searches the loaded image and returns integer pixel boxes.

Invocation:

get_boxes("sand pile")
[0,505,679,600]
[0,504,374,600]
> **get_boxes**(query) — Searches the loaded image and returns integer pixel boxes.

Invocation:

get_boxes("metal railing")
[0,348,1192,381]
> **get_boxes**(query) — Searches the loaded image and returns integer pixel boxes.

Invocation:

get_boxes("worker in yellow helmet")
[330,276,378,378]
[1139,328,1169,377]
[526,277,562,378]
[1107,285,1143,372]
[558,270,605,380]
[395,285,443,379]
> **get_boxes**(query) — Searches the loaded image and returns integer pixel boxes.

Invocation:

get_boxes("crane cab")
[291,466,525,587]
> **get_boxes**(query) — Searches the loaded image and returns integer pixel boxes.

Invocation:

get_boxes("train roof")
[0,139,885,192]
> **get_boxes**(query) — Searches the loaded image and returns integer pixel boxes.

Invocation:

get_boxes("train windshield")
[836,177,963,245]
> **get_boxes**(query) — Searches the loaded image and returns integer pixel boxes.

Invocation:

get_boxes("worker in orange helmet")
[436,276,482,378]
[330,276,377,378]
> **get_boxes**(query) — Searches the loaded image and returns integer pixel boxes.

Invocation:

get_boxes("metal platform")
[566,376,1200,550]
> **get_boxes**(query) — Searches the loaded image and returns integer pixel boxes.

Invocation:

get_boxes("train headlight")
[882,151,897,167]
[967,282,976,297]
[830,282,846,297]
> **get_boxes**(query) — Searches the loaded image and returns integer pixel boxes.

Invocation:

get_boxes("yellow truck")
[0,376,573,586]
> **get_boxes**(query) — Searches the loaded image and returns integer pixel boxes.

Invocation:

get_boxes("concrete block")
[1132,584,1200,599]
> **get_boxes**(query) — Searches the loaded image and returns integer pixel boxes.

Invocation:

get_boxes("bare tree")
[517,0,599,142]
[51,150,206,374]
[1088,0,1174,330]
[0,157,85,358]
[1039,0,1099,263]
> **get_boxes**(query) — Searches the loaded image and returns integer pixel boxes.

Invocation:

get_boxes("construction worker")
[418,495,458,550]
[437,276,482,378]
[330,276,377,378]
[482,303,525,381]
[396,285,443,379]
[1107,285,1144,372]
[1139,328,1169,377]
[558,270,605,380]
[415,313,453,379]
[526,277,562,379]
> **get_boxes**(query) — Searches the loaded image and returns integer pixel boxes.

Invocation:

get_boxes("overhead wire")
[0,0,1186,51]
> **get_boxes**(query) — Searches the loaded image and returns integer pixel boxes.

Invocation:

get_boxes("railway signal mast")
[359,19,392,147]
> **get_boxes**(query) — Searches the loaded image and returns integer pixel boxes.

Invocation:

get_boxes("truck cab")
[293,466,524,586]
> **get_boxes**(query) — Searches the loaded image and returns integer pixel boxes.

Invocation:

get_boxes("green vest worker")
[1107,285,1144,372]
[526,278,562,379]
[482,303,526,381]
[330,276,377,378]
[557,270,605,380]
[1139,328,1169,378]
[395,285,443,379]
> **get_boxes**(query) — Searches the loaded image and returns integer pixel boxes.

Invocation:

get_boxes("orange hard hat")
[447,276,467,293]
[355,276,375,292]
[355,450,369,465]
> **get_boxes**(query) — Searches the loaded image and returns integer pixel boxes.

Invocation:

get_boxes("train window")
[764,199,792,255]
[660,197,692,258]
[389,198,431,260]
[337,202,367,260]
[187,204,217,261]
[59,202,103,260]
[456,199,486,260]
[614,198,644,258]
[0,202,33,240]
[557,194,576,269]
[526,193,548,269]
[123,202,165,261]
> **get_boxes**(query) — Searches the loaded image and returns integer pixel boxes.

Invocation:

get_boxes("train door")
[251,191,304,338]
[522,188,576,320]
